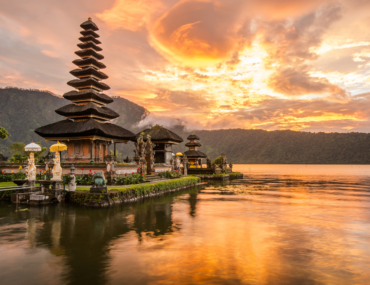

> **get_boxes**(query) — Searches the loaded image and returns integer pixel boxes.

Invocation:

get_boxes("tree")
[8,142,27,163]
[8,142,47,163]
[0,127,10,140]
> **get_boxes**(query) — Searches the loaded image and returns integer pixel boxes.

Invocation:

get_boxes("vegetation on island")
[75,177,200,193]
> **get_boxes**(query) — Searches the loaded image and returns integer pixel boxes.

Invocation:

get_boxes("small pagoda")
[35,18,135,163]
[184,133,207,168]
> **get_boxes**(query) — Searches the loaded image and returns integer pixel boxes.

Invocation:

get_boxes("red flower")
[132,172,135,174]
[81,168,84,171]
[137,168,140,171]
[89,169,92,172]
[144,175,146,178]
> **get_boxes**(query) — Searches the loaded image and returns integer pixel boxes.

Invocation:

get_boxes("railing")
[0,186,41,192]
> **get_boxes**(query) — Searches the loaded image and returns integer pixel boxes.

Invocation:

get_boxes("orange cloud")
[97,0,166,31]
[150,0,251,67]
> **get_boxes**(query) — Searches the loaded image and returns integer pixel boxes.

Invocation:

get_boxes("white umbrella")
[25,142,41,152]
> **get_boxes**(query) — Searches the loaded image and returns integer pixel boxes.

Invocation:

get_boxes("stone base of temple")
[90,186,107,193]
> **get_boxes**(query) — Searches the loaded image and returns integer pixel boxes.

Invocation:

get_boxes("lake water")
[1,164,370,285]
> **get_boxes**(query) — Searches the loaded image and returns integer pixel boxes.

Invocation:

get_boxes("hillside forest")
[1,88,370,164]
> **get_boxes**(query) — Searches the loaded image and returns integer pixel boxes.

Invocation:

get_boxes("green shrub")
[116,173,147,185]
[112,177,200,195]
[159,170,182,179]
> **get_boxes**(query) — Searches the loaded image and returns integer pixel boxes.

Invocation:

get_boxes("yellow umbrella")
[50,141,67,152]
[176,152,183,156]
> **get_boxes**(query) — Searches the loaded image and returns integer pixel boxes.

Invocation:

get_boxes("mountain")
[0,87,149,156]
[2,87,370,164]
[170,128,370,164]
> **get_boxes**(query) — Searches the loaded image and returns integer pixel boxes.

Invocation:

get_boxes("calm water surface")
[1,164,370,285]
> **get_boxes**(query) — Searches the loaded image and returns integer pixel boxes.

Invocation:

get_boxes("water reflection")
[0,187,200,285]
[1,165,370,284]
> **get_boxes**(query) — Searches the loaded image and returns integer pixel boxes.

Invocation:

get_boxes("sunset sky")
[1,0,370,132]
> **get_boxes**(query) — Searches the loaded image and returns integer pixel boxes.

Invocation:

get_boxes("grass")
[76,177,200,193]
[0,182,43,187]
[0,182,17,187]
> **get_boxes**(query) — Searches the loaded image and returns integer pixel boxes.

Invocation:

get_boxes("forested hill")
[170,128,370,164]
[2,87,370,164]
[0,87,149,155]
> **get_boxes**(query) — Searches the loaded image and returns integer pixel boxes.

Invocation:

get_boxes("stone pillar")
[90,141,94,163]
[183,155,188,176]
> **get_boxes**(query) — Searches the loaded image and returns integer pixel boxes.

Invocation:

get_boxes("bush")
[229,172,242,179]
[159,170,182,179]
[115,173,147,185]
[0,169,26,182]
[112,177,200,195]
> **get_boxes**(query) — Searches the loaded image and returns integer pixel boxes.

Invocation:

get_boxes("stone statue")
[206,156,212,169]
[27,152,36,181]
[105,154,116,174]
[145,135,155,174]
[69,175,76,191]
[220,153,227,173]
[92,171,106,187]
[51,152,62,181]
[175,156,181,171]
[90,171,107,193]
[229,163,233,171]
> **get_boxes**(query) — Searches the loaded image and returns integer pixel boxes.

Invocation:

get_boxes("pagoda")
[35,18,135,163]
[184,133,207,168]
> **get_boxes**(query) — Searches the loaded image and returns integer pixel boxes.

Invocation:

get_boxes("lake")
[1,164,370,285]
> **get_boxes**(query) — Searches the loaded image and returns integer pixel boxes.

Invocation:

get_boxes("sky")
[1,0,370,132]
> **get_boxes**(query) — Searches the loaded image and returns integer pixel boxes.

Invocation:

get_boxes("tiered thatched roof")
[35,18,134,142]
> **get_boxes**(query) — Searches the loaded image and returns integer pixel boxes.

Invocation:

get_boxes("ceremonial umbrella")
[50,141,67,152]
[176,152,183,156]
[25,142,41,152]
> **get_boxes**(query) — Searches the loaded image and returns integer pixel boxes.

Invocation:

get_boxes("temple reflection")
[0,187,200,285]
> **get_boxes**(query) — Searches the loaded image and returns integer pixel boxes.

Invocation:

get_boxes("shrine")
[184,133,207,168]
[35,18,134,162]
[132,125,183,166]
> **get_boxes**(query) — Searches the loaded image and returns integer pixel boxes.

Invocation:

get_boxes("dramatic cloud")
[1,0,370,132]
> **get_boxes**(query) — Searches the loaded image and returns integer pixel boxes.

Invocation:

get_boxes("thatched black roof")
[72,57,106,69]
[63,90,113,104]
[35,119,134,140]
[75,49,104,60]
[77,42,102,51]
[185,142,202,147]
[70,67,107,80]
[67,78,110,91]
[187,134,200,140]
[55,103,119,120]
[80,29,99,38]
[184,150,207,158]
[80,19,99,31]
[79,35,101,45]
[131,128,183,143]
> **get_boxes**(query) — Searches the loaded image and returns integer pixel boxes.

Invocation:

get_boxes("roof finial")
[88,17,92,21]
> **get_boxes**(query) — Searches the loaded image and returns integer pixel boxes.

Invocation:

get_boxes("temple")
[184,133,207,168]
[35,18,134,163]
[132,126,183,164]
